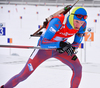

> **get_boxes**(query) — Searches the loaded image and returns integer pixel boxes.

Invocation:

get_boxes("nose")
[73,19,84,30]
[76,22,82,27]
[74,22,81,29]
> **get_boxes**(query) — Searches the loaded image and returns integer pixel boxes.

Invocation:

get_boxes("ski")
[0,45,55,50]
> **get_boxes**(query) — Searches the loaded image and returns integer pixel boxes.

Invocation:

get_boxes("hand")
[56,48,65,53]
[65,46,74,56]
[57,41,75,56]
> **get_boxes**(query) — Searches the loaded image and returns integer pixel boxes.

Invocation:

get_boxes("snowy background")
[0,5,100,88]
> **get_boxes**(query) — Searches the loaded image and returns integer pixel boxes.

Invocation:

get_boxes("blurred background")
[0,0,100,6]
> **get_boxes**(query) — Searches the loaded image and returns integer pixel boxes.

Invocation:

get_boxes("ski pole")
[0,45,55,50]
[0,45,77,54]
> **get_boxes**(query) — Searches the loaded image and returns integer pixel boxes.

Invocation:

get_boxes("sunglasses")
[71,13,88,20]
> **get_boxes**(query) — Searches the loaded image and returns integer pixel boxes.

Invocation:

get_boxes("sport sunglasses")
[71,13,88,20]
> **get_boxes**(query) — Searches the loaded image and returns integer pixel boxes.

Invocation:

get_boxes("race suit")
[4,14,87,88]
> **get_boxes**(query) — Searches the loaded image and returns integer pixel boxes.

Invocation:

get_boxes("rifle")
[30,0,79,37]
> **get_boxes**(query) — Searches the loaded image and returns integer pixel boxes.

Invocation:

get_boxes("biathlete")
[1,6,87,88]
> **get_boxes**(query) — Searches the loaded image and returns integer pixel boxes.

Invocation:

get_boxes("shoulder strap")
[63,13,69,25]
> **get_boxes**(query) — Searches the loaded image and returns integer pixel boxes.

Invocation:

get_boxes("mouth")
[74,27,79,30]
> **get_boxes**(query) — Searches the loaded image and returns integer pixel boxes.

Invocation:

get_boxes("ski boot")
[0,85,4,88]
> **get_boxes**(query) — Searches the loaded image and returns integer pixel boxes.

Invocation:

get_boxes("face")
[73,19,85,30]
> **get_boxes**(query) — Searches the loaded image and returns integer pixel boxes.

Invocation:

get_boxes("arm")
[72,21,87,48]
[40,18,62,49]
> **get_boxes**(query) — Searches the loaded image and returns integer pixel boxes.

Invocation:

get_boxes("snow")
[0,55,100,88]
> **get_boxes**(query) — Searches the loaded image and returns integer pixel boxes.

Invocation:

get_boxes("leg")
[4,49,53,88]
[53,51,82,88]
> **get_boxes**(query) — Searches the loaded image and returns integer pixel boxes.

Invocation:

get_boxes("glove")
[56,48,65,53]
[57,41,75,56]
[56,41,67,53]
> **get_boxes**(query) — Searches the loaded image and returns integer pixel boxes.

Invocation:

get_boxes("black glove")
[57,41,75,56]
[56,48,65,53]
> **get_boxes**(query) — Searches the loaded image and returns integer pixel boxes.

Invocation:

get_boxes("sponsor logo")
[49,27,56,33]
[48,46,57,48]
[83,28,86,32]
[55,24,59,28]
[0,23,3,27]
[59,32,74,36]
[72,55,77,61]
[28,63,33,71]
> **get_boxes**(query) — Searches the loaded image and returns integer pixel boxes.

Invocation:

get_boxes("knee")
[14,70,30,83]
[72,63,82,75]
[19,72,30,82]
[75,64,82,76]
[78,64,82,72]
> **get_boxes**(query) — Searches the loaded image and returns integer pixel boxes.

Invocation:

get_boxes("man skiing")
[0,6,87,88]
